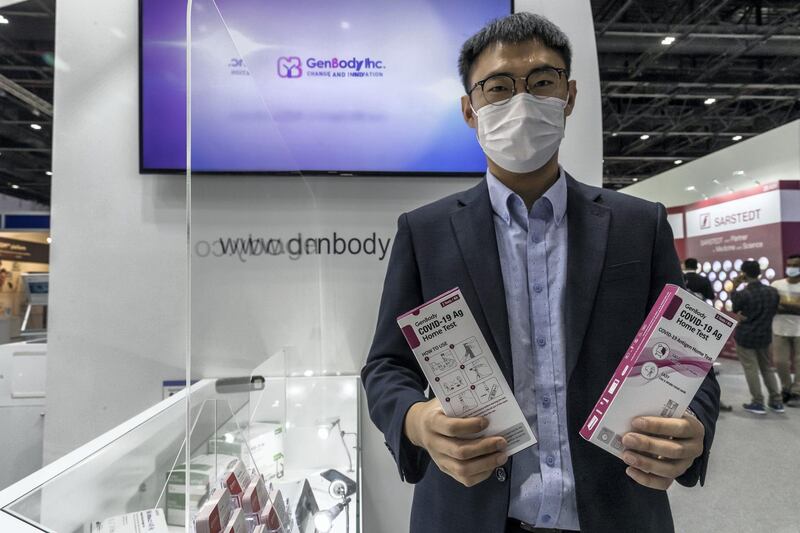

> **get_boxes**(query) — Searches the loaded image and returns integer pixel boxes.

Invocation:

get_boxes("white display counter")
[0,376,361,533]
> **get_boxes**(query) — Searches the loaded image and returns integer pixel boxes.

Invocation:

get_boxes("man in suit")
[362,12,719,533]
[682,258,715,302]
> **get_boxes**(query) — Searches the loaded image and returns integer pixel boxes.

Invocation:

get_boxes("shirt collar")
[485,167,568,227]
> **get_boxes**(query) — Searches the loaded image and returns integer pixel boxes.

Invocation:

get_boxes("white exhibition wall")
[46,1,600,532]
[622,120,800,207]
[0,193,48,212]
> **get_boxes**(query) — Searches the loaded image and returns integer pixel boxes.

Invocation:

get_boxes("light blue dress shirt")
[486,169,580,531]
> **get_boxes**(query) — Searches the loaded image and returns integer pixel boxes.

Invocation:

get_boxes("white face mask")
[787,266,800,278]
[475,93,567,174]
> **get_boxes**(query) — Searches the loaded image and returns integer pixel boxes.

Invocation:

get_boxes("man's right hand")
[404,398,508,487]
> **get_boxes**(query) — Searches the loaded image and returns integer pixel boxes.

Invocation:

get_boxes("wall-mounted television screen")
[140,0,512,174]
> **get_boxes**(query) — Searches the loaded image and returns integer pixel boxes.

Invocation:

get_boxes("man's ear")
[565,79,578,118]
[461,95,477,129]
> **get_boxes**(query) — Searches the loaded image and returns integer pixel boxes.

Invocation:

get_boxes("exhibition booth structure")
[664,181,800,358]
[0,229,49,492]
[0,0,605,531]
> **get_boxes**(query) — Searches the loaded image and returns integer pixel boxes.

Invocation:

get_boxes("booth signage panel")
[0,237,49,264]
[685,189,782,238]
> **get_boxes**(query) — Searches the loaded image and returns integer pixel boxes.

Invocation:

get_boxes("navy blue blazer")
[362,175,720,533]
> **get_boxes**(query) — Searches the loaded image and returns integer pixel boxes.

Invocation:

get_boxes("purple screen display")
[141,0,511,173]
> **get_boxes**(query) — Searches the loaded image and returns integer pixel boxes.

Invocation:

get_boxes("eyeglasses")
[468,67,568,107]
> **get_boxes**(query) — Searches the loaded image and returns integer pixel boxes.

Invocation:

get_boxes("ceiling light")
[732,135,742,141]
[11,184,19,190]
[674,159,683,165]
[632,178,639,182]
[30,124,42,130]
[704,98,716,105]
[46,237,52,244]
[713,179,721,184]
[686,186,696,191]
[661,36,676,45]
[611,132,618,137]
[45,171,52,176]
[0,16,9,25]
[733,170,745,176]
[640,134,650,140]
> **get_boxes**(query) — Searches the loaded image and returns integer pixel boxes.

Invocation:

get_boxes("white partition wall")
[45,1,601,532]
[622,120,800,207]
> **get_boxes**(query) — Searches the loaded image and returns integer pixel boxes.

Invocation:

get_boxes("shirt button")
[533,283,543,293]
[537,337,546,347]
[495,467,507,482]
[542,514,551,523]
[546,456,555,467]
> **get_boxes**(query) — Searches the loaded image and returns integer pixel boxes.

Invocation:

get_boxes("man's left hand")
[621,414,705,490]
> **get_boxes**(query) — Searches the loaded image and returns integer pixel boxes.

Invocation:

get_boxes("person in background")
[682,258,733,412]
[731,260,783,415]
[682,258,714,302]
[771,254,800,407]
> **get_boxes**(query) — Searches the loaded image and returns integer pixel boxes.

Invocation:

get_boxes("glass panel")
[3,382,206,531]
[188,2,361,533]
[2,0,192,528]
[1,377,360,532]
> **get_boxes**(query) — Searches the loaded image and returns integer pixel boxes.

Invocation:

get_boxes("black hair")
[458,12,573,92]
[684,258,699,270]
[788,254,800,261]
[741,260,761,279]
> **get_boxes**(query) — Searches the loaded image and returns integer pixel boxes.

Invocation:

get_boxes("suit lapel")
[565,176,611,380]
[450,181,514,385]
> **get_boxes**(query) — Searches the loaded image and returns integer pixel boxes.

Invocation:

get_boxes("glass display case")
[0,375,361,533]
[2,1,366,531]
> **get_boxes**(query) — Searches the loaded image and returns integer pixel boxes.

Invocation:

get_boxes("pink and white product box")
[195,487,233,533]
[398,287,536,456]
[242,476,269,515]
[580,284,737,458]
[222,459,251,504]
[89,509,168,533]
[223,508,246,533]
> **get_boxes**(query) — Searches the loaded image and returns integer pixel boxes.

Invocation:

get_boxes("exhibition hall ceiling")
[0,0,52,204]
[594,0,800,189]
[1,0,799,202]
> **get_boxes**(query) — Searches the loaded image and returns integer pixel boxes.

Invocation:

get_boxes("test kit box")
[580,284,737,457]
[194,487,233,533]
[398,287,536,455]
[165,454,238,526]
[89,509,168,533]
[222,458,251,498]
[242,476,269,515]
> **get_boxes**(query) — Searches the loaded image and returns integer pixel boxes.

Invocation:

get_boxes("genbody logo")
[277,56,303,79]
[277,55,386,79]
[700,213,711,230]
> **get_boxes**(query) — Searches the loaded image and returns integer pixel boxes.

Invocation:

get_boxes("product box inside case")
[194,487,233,533]
[580,284,737,457]
[165,454,238,526]
[398,287,536,455]
[89,509,168,533]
